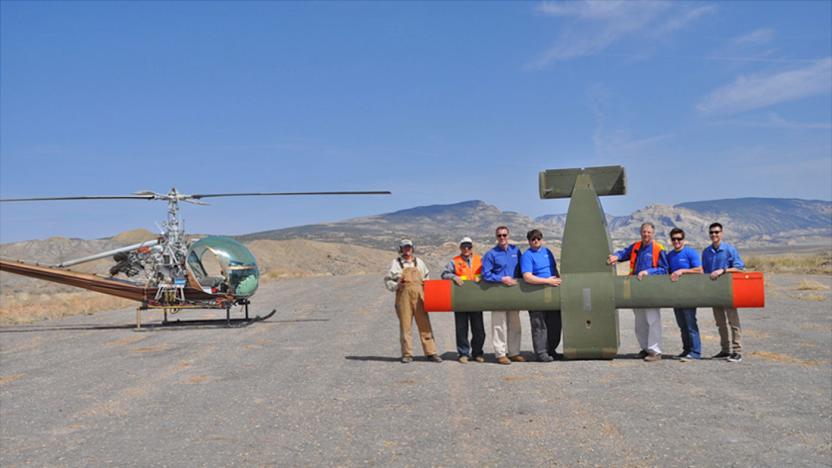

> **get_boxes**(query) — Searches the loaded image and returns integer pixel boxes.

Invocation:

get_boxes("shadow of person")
[343,355,403,362]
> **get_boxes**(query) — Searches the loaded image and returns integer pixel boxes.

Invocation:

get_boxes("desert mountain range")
[241,197,832,251]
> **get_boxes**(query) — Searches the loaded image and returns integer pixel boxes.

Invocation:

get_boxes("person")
[702,222,746,363]
[482,226,525,365]
[384,239,441,363]
[520,229,562,362]
[607,222,669,362]
[441,237,486,364]
[666,228,703,361]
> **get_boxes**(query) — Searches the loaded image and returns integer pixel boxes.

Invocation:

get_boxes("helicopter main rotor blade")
[189,191,391,199]
[0,195,156,202]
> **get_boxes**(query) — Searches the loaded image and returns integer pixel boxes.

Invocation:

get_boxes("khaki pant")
[395,268,437,357]
[491,310,521,358]
[713,307,742,353]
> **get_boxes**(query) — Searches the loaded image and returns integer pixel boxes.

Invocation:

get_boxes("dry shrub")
[0,292,132,325]
[745,252,832,275]
[796,293,826,302]
[795,280,830,291]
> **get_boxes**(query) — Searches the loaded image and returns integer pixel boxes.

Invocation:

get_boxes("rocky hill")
[242,198,831,251]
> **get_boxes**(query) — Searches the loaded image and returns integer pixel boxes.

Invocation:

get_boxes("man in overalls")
[384,239,441,363]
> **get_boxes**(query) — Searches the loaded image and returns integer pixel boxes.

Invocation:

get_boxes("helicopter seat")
[199,275,226,289]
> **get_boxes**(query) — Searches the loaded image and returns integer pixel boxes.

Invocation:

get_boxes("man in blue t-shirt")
[666,228,703,361]
[702,222,746,363]
[482,226,525,365]
[520,229,562,362]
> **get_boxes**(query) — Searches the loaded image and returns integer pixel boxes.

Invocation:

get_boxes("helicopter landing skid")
[135,302,276,330]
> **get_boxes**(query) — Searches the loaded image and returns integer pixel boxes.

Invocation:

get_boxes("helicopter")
[0,188,390,327]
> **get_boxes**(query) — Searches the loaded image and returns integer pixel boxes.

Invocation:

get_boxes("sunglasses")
[461,243,473,249]
[496,233,508,238]
[709,231,721,235]
[671,237,683,242]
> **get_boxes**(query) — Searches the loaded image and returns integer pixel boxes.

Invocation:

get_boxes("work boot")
[458,355,469,364]
[401,356,413,364]
[428,354,443,363]
[508,354,526,363]
[497,356,511,365]
[474,355,485,363]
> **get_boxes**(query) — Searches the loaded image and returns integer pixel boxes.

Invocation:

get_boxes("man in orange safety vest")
[441,237,486,364]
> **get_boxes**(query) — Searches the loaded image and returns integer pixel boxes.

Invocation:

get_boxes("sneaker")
[458,356,469,364]
[537,353,554,363]
[712,351,731,360]
[727,353,743,363]
[679,354,700,362]
[474,355,485,363]
[676,351,689,359]
[497,356,511,365]
[508,354,526,363]
[636,349,649,359]
[428,354,443,363]
[644,352,662,362]
[401,356,413,364]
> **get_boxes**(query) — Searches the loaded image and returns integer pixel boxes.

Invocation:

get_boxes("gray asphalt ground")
[1,273,830,467]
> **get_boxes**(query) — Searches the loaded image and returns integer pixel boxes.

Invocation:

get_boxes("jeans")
[673,307,701,358]
[454,311,485,358]
[529,310,562,357]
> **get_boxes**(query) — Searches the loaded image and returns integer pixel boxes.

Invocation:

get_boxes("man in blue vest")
[482,226,525,365]
[607,222,669,361]
[702,222,746,363]
[667,228,703,361]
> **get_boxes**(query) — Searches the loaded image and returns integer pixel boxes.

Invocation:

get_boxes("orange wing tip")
[731,272,765,308]
[423,280,453,312]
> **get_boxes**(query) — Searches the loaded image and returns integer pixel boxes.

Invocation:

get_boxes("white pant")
[634,308,662,354]
[491,310,521,358]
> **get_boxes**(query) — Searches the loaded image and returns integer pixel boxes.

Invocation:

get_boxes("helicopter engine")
[110,251,145,277]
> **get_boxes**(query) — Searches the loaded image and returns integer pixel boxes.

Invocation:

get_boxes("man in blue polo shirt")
[667,228,703,361]
[520,229,562,362]
[482,226,525,365]
[702,222,746,363]
[607,222,669,361]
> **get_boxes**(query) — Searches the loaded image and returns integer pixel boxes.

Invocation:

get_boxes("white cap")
[399,239,414,248]
[459,237,473,245]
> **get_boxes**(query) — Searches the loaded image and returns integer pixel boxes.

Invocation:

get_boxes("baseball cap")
[459,237,473,245]
[399,239,414,248]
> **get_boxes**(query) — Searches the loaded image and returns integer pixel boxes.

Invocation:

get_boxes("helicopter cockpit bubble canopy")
[187,237,260,297]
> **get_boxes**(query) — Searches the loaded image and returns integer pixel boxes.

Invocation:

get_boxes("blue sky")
[1,1,830,242]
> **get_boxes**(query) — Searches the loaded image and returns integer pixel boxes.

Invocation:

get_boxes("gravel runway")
[1,273,830,466]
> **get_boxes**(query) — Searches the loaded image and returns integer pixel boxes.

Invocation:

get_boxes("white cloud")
[713,112,832,130]
[531,1,715,67]
[697,57,832,115]
[731,28,776,47]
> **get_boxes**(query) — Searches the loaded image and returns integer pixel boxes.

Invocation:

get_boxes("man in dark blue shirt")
[702,222,746,363]
[520,229,562,362]
[667,228,703,361]
[482,226,524,365]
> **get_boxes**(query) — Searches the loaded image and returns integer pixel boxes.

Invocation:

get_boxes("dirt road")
[1,274,829,466]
